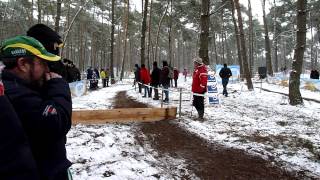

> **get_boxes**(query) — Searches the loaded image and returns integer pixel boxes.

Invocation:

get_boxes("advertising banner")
[207,71,220,105]
[215,65,240,83]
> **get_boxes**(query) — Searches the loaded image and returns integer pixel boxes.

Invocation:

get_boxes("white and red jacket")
[192,65,208,93]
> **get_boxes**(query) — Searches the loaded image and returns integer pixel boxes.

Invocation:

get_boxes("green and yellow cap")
[0,35,60,61]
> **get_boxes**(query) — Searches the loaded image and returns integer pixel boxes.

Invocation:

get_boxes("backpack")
[168,67,174,79]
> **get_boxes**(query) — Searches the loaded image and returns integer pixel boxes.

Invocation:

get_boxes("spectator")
[310,69,319,79]
[140,64,151,98]
[63,59,80,83]
[150,61,161,100]
[134,64,142,93]
[219,63,232,97]
[0,36,72,180]
[173,67,179,88]
[27,24,67,79]
[160,61,170,103]
[183,68,188,82]
[0,64,40,179]
[105,68,110,87]
[100,68,107,88]
[192,57,208,120]
[87,67,98,90]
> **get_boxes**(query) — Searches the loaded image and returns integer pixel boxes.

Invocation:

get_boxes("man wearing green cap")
[0,35,72,180]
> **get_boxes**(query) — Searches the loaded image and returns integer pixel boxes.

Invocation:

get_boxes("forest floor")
[112,91,302,179]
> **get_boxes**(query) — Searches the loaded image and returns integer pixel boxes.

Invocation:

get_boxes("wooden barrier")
[72,107,177,124]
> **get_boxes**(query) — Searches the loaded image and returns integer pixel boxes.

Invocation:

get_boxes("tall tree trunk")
[234,0,253,90]
[37,0,42,23]
[120,0,129,81]
[230,0,243,77]
[110,0,115,83]
[168,0,173,66]
[213,32,218,65]
[54,0,62,32]
[154,1,169,63]
[248,0,254,75]
[262,0,273,76]
[199,0,210,65]
[309,11,314,69]
[147,0,153,70]
[140,0,148,65]
[273,0,278,72]
[289,0,307,105]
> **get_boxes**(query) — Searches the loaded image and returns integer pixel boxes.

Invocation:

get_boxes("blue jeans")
[162,84,169,101]
[222,78,229,96]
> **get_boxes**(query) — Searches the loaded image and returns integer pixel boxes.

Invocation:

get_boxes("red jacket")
[140,67,151,84]
[192,65,208,93]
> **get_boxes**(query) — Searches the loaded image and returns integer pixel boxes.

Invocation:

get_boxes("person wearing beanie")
[0,36,72,180]
[27,23,67,79]
[191,57,208,120]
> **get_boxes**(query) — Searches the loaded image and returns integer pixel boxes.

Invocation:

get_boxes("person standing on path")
[100,68,107,88]
[160,61,170,103]
[219,63,232,97]
[150,61,161,100]
[192,57,208,120]
[133,64,142,93]
[183,68,188,82]
[173,67,179,88]
[140,64,151,98]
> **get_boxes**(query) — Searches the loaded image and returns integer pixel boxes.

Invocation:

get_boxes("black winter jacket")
[219,67,232,79]
[0,96,40,180]
[2,71,72,179]
[151,67,161,86]
[160,66,170,86]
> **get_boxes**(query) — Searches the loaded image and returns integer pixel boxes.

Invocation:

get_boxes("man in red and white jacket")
[192,57,208,120]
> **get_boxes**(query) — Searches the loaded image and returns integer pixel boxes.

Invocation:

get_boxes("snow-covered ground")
[68,75,320,179]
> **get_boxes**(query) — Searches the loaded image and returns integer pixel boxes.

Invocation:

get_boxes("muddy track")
[113,91,301,179]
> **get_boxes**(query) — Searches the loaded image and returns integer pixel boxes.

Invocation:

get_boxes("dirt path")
[113,91,302,179]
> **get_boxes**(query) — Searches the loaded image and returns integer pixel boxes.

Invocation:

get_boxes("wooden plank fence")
[72,107,177,124]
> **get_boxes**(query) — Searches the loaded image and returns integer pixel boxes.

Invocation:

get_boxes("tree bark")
[289,0,307,105]
[120,0,129,81]
[273,0,278,72]
[168,0,173,66]
[54,0,62,32]
[198,0,210,65]
[37,0,42,23]
[234,0,253,90]
[110,0,115,83]
[140,0,148,65]
[147,0,153,70]
[230,0,243,77]
[248,0,254,75]
[262,0,273,76]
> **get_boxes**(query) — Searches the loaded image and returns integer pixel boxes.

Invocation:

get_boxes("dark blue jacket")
[0,96,40,180]
[2,71,72,179]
